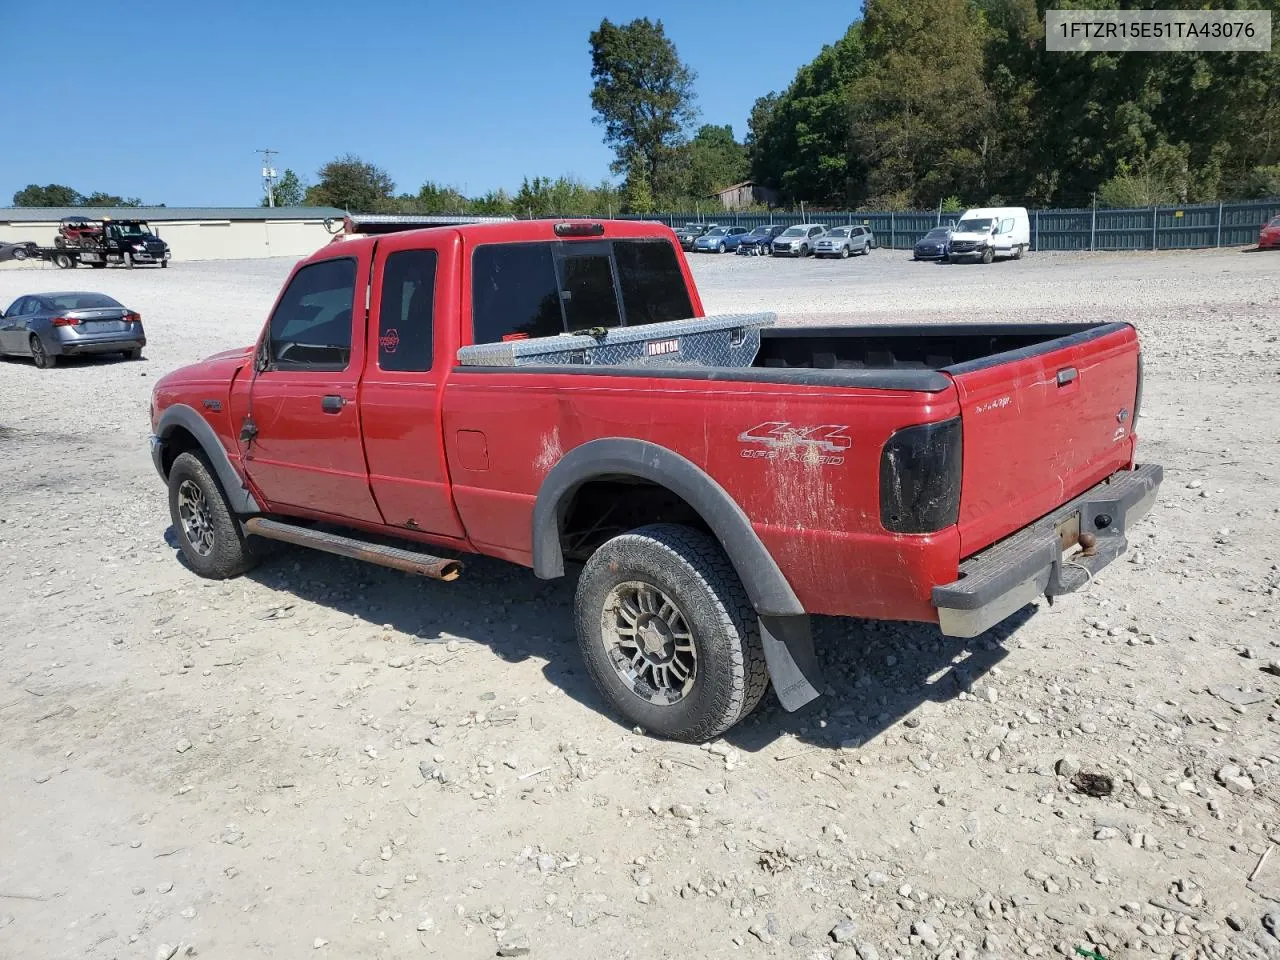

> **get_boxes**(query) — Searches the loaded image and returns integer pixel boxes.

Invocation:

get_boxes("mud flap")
[759,615,823,711]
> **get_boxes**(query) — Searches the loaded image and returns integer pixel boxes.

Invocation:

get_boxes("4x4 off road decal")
[737,421,851,465]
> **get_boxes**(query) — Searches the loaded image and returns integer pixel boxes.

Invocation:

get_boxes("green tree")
[849,0,992,208]
[304,154,395,211]
[748,24,864,206]
[83,192,144,207]
[416,181,470,213]
[623,169,655,214]
[662,124,749,205]
[263,169,305,207]
[589,18,698,190]
[12,184,83,206]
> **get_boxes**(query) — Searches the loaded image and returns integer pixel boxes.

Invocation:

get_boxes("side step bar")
[243,518,462,581]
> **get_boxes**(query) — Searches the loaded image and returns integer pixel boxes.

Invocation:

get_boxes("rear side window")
[268,257,356,369]
[378,249,436,372]
[471,238,693,344]
[613,240,694,326]
[472,244,565,344]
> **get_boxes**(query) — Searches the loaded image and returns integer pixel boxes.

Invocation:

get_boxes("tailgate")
[948,323,1140,556]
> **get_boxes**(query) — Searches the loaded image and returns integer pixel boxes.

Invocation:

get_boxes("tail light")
[124,311,141,323]
[880,417,963,533]
[51,316,80,327]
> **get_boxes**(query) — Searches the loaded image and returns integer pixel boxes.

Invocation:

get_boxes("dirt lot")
[2,247,1279,960]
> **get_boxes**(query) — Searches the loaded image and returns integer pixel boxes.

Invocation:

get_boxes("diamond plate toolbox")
[455,312,776,369]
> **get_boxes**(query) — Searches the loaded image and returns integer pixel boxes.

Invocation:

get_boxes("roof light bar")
[553,221,605,237]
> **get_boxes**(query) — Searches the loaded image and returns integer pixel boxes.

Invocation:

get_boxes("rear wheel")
[575,523,769,742]
[1013,244,1024,260]
[53,252,74,269]
[124,348,142,361]
[167,451,257,579]
[11,247,27,261]
[29,335,55,369]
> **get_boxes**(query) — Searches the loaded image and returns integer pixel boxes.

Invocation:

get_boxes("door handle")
[1056,367,1078,387]
[321,395,347,413]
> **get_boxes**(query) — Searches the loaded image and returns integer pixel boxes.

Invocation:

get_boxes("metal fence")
[615,198,1280,251]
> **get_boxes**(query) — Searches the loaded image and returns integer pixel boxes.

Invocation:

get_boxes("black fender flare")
[531,438,802,617]
[153,404,260,515]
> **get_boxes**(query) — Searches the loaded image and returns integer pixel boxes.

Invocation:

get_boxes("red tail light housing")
[51,316,80,327]
[124,311,141,323]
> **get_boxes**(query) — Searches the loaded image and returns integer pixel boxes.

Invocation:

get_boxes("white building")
[0,206,347,262]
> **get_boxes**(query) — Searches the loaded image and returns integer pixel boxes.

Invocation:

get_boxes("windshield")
[704,227,729,237]
[680,224,708,232]
[826,228,850,238]
[780,226,807,237]
[923,228,950,240]
[956,218,994,233]
[109,223,152,238]
[748,226,773,236]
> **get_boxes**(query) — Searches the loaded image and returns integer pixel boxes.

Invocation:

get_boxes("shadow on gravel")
[163,526,1022,753]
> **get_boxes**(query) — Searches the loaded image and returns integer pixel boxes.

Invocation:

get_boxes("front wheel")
[575,524,769,742]
[981,246,994,264]
[161,259,168,268]
[11,246,27,261]
[800,244,810,257]
[716,241,726,253]
[167,451,258,579]
[839,246,850,259]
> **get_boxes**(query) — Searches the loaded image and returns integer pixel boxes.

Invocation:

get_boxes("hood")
[158,344,254,386]
[949,230,991,243]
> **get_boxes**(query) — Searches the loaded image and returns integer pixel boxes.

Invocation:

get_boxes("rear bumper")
[931,463,1163,637]
[55,333,146,356]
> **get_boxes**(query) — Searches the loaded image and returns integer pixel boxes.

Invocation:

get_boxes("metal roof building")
[0,206,348,262]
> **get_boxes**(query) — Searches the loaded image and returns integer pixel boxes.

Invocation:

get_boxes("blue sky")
[3,1,859,207]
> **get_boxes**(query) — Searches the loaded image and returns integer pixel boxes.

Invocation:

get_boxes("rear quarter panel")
[442,373,961,622]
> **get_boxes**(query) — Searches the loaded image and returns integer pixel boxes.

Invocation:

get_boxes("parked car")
[148,217,1160,742]
[913,226,953,261]
[0,291,146,369]
[1258,215,1280,250]
[736,224,786,256]
[0,239,38,263]
[946,207,1030,263]
[771,223,828,257]
[814,225,876,258]
[674,223,717,250]
[692,225,750,253]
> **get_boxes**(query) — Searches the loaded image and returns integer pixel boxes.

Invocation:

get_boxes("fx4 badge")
[737,421,851,465]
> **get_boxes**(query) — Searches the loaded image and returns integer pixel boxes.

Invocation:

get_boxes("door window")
[267,257,357,370]
[998,218,1014,234]
[378,249,436,372]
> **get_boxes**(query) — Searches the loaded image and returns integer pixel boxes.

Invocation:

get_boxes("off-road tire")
[575,523,769,742]
[167,451,257,579]
[29,335,54,369]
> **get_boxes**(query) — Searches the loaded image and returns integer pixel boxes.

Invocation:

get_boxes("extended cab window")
[268,257,356,370]
[471,238,693,344]
[378,249,436,372]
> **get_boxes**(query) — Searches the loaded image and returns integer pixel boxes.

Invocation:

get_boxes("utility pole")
[257,148,279,208]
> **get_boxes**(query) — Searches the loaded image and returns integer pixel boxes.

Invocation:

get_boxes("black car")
[0,239,38,263]
[913,226,953,261]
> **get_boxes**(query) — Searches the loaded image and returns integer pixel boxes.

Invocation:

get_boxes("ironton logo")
[737,421,851,465]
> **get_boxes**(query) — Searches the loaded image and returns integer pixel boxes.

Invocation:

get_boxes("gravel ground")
[1,247,1279,960]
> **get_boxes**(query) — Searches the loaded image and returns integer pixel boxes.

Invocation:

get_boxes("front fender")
[152,403,259,514]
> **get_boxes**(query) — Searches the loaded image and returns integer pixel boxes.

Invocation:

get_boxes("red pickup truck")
[149,217,1161,742]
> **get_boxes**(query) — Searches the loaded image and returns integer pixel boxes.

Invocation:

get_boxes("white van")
[947,207,1030,263]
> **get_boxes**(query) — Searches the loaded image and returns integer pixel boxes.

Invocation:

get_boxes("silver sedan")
[0,291,147,369]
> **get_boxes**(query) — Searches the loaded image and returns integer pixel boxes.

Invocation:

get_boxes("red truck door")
[358,230,467,539]
[241,248,385,525]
